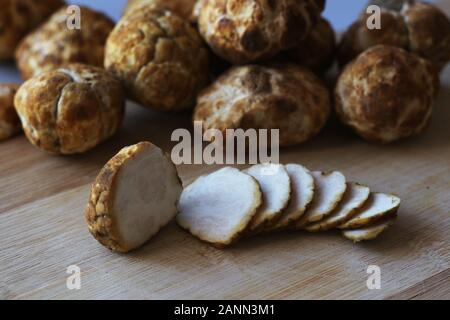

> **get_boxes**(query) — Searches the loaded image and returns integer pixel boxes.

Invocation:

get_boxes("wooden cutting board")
[1,9,450,302]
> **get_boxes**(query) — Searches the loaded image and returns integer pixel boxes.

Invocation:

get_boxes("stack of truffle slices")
[177,164,401,247]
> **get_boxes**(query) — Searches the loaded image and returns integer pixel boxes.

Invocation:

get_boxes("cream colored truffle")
[14,63,125,154]
[279,16,336,73]
[85,142,182,253]
[198,0,325,64]
[194,64,331,147]
[0,83,21,141]
[0,0,64,60]
[124,0,200,22]
[335,45,439,144]
[105,7,210,111]
[338,1,450,70]
[15,6,115,80]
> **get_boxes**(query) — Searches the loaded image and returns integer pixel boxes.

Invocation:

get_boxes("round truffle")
[105,7,210,111]
[335,45,440,144]
[198,0,325,64]
[194,64,331,147]
[14,63,125,154]
[279,16,336,73]
[124,0,200,22]
[15,6,115,80]
[338,1,450,70]
[0,83,21,141]
[0,0,64,60]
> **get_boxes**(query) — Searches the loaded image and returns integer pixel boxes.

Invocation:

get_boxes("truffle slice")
[294,171,347,228]
[244,164,291,231]
[305,183,370,232]
[268,164,315,230]
[85,142,182,253]
[339,193,401,230]
[176,167,262,247]
[342,216,397,242]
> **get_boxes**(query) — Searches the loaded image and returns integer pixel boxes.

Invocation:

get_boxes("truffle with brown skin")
[0,0,64,60]
[0,83,21,141]
[15,6,115,80]
[198,0,325,65]
[14,63,125,154]
[338,1,450,70]
[85,142,182,253]
[124,0,200,22]
[278,16,336,74]
[335,45,439,144]
[194,64,331,147]
[105,7,210,111]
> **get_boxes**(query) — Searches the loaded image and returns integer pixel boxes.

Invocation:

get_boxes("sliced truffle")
[335,45,440,144]
[0,83,21,141]
[0,0,64,60]
[305,183,370,232]
[198,0,325,64]
[342,216,397,242]
[194,64,331,147]
[105,7,210,111]
[176,167,262,247]
[14,63,125,154]
[85,142,182,253]
[15,6,114,80]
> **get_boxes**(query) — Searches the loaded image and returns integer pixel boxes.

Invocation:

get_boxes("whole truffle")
[14,64,125,154]
[279,16,336,73]
[105,7,210,111]
[15,6,115,80]
[198,0,325,64]
[0,83,21,141]
[194,64,331,147]
[338,1,450,70]
[335,45,439,144]
[124,0,200,22]
[0,0,64,60]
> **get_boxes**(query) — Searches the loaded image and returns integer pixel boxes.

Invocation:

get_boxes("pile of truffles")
[2,0,448,152]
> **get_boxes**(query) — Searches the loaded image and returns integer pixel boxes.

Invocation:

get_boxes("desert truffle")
[194,64,331,147]
[198,0,325,64]
[0,0,64,60]
[15,6,115,80]
[0,83,21,141]
[335,45,439,144]
[279,17,336,73]
[85,142,183,253]
[105,7,210,111]
[14,63,125,154]
[124,0,200,22]
[338,1,450,69]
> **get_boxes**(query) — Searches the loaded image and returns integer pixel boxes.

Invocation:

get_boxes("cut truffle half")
[244,163,291,232]
[268,164,315,230]
[176,167,262,247]
[305,183,370,232]
[342,216,397,242]
[293,171,347,228]
[85,142,182,253]
[339,192,401,230]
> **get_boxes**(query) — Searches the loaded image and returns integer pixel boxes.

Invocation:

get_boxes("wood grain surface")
[1,3,449,300]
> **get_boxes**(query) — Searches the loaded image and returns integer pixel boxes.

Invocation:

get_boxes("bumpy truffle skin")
[279,17,336,73]
[198,0,325,64]
[0,0,64,60]
[335,45,440,144]
[124,0,200,22]
[105,7,210,111]
[0,84,21,141]
[194,64,331,147]
[15,6,115,80]
[338,1,450,69]
[14,64,125,154]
